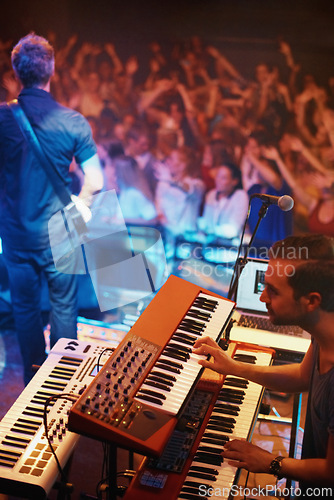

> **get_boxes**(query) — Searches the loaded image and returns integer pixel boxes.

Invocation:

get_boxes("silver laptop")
[234,257,308,338]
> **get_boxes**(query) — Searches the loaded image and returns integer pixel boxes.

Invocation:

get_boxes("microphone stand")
[227,200,270,301]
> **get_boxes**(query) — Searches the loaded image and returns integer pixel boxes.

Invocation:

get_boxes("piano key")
[138,389,166,400]
[138,357,208,414]
[156,358,183,370]
[177,348,273,499]
[188,468,219,478]
[144,380,171,391]
[190,465,219,475]
[146,374,174,387]
[177,325,204,336]
[181,318,206,328]
[233,353,257,363]
[223,377,249,389]
[154,362,181,374]
[168,342,192,354]
[150,370,177,382]
[209,415,236,425]
[178,318,206,330]
[186,311,211,323]
[162,348,189,362]
[0,337,114,499]
[172,335,196,346]
[135,394,164,406]
[201,435,229,446]
[193,298,217,310]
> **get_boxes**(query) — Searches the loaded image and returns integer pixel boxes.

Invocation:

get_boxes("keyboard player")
[193,234,334,498]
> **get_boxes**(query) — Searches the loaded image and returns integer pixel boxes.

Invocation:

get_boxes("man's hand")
[222,439,274,473]
[70,194,92,223]
[192,336,239,375]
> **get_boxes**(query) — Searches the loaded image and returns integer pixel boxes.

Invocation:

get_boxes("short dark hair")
[221,161,241,181]
[249,130,271,147]
[290,261,334,312]
[270,234,334,261]
[270,234,334,311]
[108,140,125,160]
[212,162,242,191]
[11,33,54,88]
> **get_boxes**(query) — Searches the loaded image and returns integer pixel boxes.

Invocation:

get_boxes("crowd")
[1,33,334,255]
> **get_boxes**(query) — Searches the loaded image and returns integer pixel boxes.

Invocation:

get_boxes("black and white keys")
[178,348,273,499]
[135,292,234,415]
[0,339,112,498]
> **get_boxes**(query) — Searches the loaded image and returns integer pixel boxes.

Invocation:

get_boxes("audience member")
[241,131,293,246]
[114,155,157,225]
[155,146,205,251]
[199,162,249,241]
[125,124,158,196]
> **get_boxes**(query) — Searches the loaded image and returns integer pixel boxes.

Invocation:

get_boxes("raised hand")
[289,136,304,152]
[261,146,280,161]
[125,56,139,76]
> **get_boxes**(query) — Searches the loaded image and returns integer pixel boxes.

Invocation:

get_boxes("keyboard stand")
[259,392,302,454]
[258,392,302,499]
[52,453,75,500]
[79,444,135,500]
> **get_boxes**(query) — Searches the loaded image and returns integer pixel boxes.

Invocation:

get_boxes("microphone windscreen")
[278,195,294,211]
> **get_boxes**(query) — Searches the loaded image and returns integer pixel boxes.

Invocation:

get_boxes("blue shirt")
[0,88,96,250]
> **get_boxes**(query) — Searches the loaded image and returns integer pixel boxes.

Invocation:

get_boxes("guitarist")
[0,33,103,385]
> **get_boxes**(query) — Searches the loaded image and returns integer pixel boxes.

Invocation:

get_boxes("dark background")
[1,0,334,83]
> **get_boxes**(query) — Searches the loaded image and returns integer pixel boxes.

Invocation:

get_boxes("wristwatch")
[269,455,285,479]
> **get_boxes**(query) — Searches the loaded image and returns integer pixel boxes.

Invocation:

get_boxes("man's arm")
[221,433,334,487]
[206,45,242,81]
[277,434,334,485]
[193,336,313,393]
[244,152,283,191]
[137,79,174,115]
[290,136,329,175]
[78,153,104,200]
[261,146,317,211]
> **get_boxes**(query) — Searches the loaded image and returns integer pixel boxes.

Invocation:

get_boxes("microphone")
[250,193,294,211]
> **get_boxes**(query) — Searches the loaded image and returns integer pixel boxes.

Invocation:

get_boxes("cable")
[95,441,136,498]
[96,347,115,373]
[243,470,250,499]
[96,441,110,499]
[43,393,79,484]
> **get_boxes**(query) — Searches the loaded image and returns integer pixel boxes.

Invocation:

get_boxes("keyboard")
[0,337,115,499]
[238,314,304,336]
[123,342,274,500]
[68,275,235,457]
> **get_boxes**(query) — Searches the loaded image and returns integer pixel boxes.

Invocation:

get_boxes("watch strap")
[269,455,284,478]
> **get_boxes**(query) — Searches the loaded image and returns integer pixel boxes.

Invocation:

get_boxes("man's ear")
[304,292,322,311]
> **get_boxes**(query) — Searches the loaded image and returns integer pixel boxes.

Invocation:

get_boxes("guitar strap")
[8,99,87,235]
